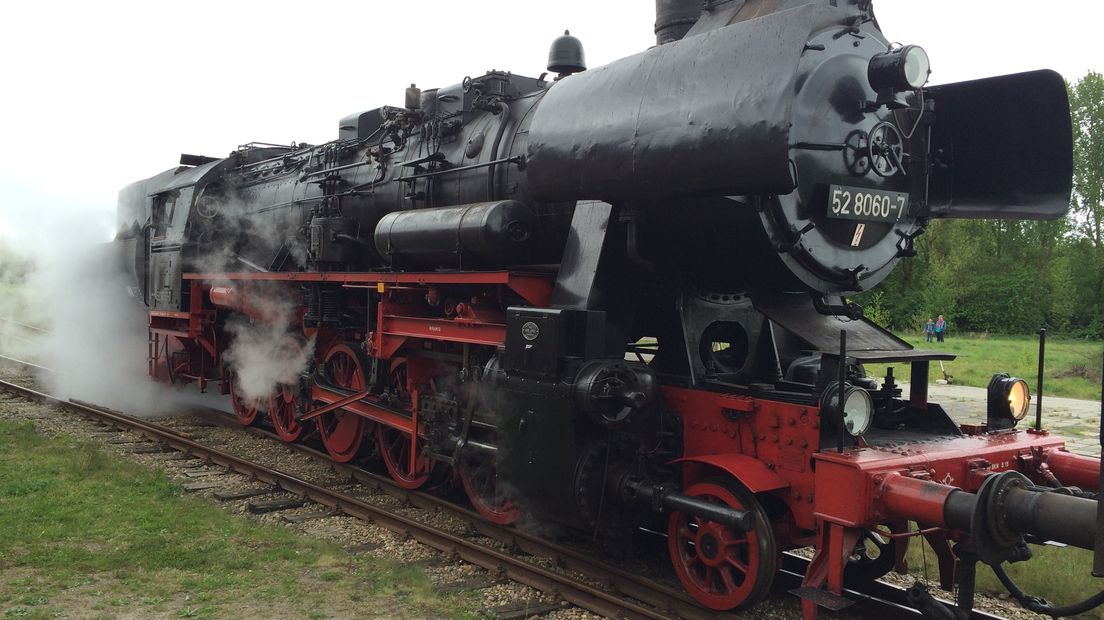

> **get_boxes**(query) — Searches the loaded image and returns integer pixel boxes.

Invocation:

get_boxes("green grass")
[0,420,480,619]
[865,333,1103,401]
[904,535,1104,618]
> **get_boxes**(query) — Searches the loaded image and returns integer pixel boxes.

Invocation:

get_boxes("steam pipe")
[621,478,755,530]
[486,101,510,201]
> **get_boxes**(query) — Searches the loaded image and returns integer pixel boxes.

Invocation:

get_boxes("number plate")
[827,185,909,223]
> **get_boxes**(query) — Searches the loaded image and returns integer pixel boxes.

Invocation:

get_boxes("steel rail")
[0,353,54,374]
[775,555,1005,620]
[0,378,692,620]
[0,317,49,335]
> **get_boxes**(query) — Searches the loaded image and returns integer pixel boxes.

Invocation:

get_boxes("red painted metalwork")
[147,281,221,387]
[1043,448,1102,490]
[308,385,415,432]
[267,386,303,442]
[301,388,373,422]
[671,454,788,494]
[812,431,1066,528]
[799,522,862,620]
[315,344,371,462]
[668,479,776,610]
[378,315,505,348]
[377,424,434,489]
[370,286,510,357]
[877,473,955,527]
[664,379,1099,618]
[787,425,1082,619]
[208,286,241,311]
[663,386,818,529]
[373,359,435,489]
[923,529,958,591]
[459,453,522,525]
[229,380,262,426]
[183,270,554,307]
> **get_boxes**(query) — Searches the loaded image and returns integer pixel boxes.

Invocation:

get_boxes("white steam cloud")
[221,290,315,403]
[0,173,314,416]
[192,192,314,404]
[0,198,213,413]
[33,242,202,412]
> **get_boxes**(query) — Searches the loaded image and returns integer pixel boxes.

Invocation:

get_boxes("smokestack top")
[655,0,700,45]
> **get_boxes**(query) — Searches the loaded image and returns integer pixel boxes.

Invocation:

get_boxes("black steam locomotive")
[115,1,1101,618]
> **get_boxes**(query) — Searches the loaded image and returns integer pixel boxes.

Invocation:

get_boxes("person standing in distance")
[925,318,935,343]
[935,315,947,343]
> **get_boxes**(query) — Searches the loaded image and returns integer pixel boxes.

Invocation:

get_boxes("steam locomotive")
[115,1,1103,617]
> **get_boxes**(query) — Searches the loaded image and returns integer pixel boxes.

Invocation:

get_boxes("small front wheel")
[668,477,777,611]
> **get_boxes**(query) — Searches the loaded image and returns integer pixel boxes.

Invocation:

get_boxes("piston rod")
[621,479,755,531]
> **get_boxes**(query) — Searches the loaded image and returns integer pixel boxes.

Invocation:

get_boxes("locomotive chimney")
[655,0,700,44]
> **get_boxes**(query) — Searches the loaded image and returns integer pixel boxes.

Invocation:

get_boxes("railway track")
[0,353,54,374]
[0,362,1009,620]
[0,317,50,350]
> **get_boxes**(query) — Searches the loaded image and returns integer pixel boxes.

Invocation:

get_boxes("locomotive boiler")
[114,1,1103,617]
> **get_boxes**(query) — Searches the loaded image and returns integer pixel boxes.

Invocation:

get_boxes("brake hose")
[992,563,1104,617]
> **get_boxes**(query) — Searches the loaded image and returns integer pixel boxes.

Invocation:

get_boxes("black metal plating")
[374,200,537,267]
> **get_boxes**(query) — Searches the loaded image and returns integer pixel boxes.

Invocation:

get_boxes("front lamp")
[823,383,874,437]
[868,45,930,93]
[987,373,1031,429]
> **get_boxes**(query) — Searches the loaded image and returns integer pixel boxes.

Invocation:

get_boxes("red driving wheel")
[316,343,370,462]
[458,451,521,525]
[668,478,777,611]
[377,425,434,490]
[267,385,303,442]
[229,379,263,426]
[376,360,434,489]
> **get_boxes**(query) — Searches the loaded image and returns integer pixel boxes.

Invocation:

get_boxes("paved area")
[902,381,1102,456]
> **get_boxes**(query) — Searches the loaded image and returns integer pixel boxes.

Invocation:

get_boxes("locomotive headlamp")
[987,373,1031,429]
[823,383,874,437]
[868,45,930,93]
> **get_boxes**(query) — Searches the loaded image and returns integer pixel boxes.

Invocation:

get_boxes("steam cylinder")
[374,201,537,267]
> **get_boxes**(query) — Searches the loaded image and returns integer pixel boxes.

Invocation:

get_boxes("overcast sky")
[0,0,1099,250]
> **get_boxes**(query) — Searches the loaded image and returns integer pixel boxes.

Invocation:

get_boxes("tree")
[1068,72,1104,336]
[1070,72,1104,249]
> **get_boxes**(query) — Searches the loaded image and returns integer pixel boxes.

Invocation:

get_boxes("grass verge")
[865,333,1103,401]
[0,420,480,619]
[904,535,1104,618]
